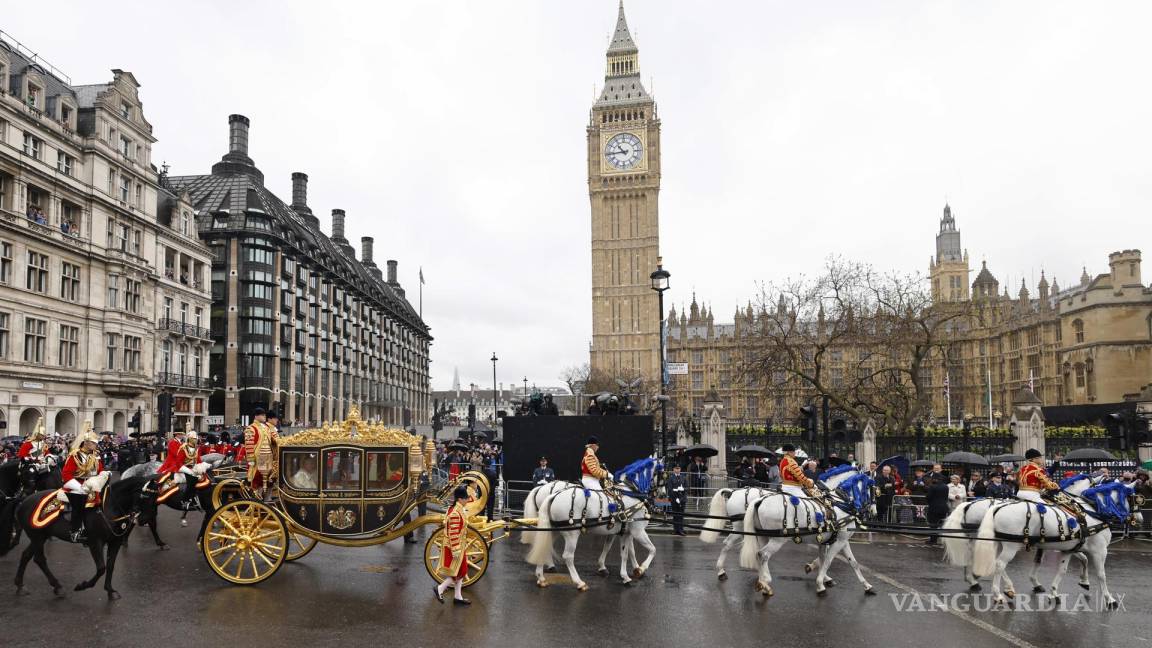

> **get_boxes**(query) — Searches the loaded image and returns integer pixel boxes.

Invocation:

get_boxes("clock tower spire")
[588,1,663,388]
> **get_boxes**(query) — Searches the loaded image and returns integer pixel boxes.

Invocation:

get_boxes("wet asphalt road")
[1,507,1150,648]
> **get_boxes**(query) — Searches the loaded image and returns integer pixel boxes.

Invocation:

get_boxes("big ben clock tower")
[588,2,662,385]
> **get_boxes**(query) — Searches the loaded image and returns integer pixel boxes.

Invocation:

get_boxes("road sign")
[667,362,689,375]
[206,415,224,425]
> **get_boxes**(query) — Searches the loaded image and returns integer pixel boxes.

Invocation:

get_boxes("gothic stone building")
[667,205,1152,426]
[167,116,431,427]
[0,36,212,437]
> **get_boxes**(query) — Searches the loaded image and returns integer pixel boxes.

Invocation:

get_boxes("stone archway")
[54,409,77,437]
[93,410,105,432]
[19,408,43,437]
[112,411,126,436]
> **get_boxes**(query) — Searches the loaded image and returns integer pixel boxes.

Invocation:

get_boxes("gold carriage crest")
[327,506,356,530]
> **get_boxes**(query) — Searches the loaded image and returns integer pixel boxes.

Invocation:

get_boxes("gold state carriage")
[199,407,499,586]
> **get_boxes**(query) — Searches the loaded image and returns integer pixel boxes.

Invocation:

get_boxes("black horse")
[122,459,233,548]
[0,458,63,549]
[0,475,155,600]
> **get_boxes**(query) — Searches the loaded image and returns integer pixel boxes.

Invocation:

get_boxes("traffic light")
[799,405,817,442]
[157,393,172,434]
[129,408,141,429]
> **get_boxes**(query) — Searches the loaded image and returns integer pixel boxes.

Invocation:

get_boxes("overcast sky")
[6,1,1151,391]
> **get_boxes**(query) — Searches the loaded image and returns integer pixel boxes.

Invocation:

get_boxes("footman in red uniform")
[434,485,473,605]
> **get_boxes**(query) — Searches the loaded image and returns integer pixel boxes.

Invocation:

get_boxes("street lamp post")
[523,376,528,402]
[650,257,671,457]
[491,353,498,427]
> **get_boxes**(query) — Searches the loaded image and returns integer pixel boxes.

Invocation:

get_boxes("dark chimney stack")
[361,237,375,266]
[228,114,250,156]
[387,260,398,284]
[331,209,346,242]
[291,172,308,208]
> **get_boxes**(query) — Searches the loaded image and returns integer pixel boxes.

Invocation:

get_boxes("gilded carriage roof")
[279,406,418,448]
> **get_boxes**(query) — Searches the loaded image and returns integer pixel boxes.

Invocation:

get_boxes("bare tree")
[560,362,629,397]
[743,257,969,433]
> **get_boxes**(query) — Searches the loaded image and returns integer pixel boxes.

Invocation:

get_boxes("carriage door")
[320,447,364,535]
[363,449,409,534]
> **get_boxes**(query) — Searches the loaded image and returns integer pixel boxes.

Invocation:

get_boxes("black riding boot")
[183,477,199,510]
[67,493,88,543]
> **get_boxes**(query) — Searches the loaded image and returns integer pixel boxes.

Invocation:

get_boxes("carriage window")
[365,451,406,490]
[283,451,319,491]
[324,449,362,491]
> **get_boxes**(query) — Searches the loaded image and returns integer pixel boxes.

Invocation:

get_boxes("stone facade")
[667,205,1152,426]
[588,3,663,386]
[0,36,211,436]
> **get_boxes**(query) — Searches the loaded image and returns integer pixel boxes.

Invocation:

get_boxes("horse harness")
[990,498,1100,552]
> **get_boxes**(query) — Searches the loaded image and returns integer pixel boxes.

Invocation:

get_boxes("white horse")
[526,458,659,590]
[970,480,1142,608]
[521,481,631,577]
[699,486,774,581]
[942,474,1093,593]
[736,466,878,598]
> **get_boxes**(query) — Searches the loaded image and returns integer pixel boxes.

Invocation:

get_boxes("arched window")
[1072,319,1084,344]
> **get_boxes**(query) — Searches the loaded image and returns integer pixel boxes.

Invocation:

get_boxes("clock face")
[604,132,643,170]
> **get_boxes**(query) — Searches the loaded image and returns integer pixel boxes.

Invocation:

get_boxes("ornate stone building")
[0,35,211,436]
[167,116,431,427]
[667,205,1152,427]
[588,3,664,386]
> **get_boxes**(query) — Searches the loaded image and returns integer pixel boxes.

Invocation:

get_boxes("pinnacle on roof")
[608,1,638,54]
[1080,266,1090,286]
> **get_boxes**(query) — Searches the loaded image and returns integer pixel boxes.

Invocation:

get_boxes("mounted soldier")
[157,423,211,508]
[16,417,55,495]
[61,426,109,543]
[1016,448,1061,504]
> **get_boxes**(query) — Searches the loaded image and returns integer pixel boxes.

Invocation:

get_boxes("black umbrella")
[989,453,1026,463]
[942,451,990,466]
[667,444,687,452]
[129,431,159,439]
[909,459,935,468]
[1062,448,1118,462]
[735,444,774,458]
[824,456,850,468]
[1,435,21,444]
[446,441,470,451]
[685,443,719,458]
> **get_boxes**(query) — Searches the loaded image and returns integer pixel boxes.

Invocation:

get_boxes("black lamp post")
[491,352,498,426]
[523,376,528,401]
[650,257,671,456]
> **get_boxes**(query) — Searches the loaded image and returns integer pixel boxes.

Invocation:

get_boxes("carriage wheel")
[456,471,490,518]
[211,478,248,510]
[202,500,287,585]
[284,529,318,562]
[424,526,489,588]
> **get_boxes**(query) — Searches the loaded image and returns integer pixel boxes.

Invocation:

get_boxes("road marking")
[848,560,1040,648]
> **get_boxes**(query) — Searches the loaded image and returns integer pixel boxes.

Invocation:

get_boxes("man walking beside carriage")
[244,408,280,496]
[434,485,473,606]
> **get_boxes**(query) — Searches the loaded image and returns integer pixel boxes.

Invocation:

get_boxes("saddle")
[32,488,103,530]
[154,473,209,504]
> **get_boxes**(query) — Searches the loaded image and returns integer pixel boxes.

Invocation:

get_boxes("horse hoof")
[1004,590,1016,599]
[824,579,836,588]
[180,520,188,527]
[536,580,549,588]
[577,583,589,592]
[969,583,982,592]
[754,581,764,593]
[864,587,877,596]
[621,580,632,587]
[718,571,728,581]
[159,544,170,551]
[632,568,644,579]
[15,586,29,597]
[816,589,827,598]
[597,568,609,577]
[763,586,773,598]
[544,565,556,573]
[1079,582,1090,591]
[1106,599,1119,611]
[804,563,813,574]
[107,590,120,601]
[1032,585,1045,594]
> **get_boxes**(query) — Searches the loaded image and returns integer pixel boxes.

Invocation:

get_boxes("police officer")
[665,464,688,536]
[531,456,555,485]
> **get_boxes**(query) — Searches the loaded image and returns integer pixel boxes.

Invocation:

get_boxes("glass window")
[25,251,48,293]
[323,449,361,491]
[283,451,319,491]
[0,242,11,284]
[23,317,46,363]
[0,312,8,358]
[366,451,406,490]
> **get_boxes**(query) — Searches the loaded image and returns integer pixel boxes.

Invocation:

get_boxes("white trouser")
[63,478,85,495]
[581,475,603,491]
[781,484,807,498]
[1017,490,1042,503]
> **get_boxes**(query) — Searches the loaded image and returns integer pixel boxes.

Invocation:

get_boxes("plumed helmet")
[71,429,100,454]
[185,432,199,445]
[26,416,46,441]
[1025,449,1043,460]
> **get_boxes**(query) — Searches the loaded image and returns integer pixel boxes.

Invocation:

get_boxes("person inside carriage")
[61,429,109,543]
[157,426,211,508]
[17,417,54,494]
[1017,448,1061,505]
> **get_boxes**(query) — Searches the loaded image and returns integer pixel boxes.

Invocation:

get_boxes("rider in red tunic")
[433,485,473,606]
[157,429,207,506]
[1017,449,1060,504]
[61,430,106,542]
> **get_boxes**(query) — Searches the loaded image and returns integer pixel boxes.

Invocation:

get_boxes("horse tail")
[738,496,764,570]
[699,488,732,544]
[971,504,1000,578]
[520,486,541,545]
[526,492,558,565]
[0,498,18,556]
[941,504,970,567]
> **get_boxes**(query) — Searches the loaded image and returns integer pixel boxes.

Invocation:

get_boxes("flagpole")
[419,266,424,320]
[945,375,951,429]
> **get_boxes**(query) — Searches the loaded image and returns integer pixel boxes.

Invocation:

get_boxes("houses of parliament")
[663,204,1152,425]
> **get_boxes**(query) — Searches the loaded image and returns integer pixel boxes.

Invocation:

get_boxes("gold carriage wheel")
[202,499,287,585]
[284,528,319,562]
[423,526,489,588]
[211,478,248,510]
[456,471,490,518]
